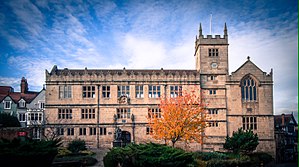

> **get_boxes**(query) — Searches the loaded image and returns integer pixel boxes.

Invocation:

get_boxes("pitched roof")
[0,83,39,103]
[274,114,298,127]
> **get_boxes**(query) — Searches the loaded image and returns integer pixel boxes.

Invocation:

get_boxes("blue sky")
[0,0,297,119]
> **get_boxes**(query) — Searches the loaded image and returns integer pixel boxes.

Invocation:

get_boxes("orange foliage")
[148,86,207,147]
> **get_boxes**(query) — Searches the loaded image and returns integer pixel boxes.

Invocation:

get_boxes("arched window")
[241,76,257,101]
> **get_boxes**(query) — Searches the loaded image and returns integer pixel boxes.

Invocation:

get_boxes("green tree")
[224,128,259,154]
[0,113,21,127]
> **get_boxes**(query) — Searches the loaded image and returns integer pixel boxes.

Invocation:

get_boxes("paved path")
[90,148,110,167]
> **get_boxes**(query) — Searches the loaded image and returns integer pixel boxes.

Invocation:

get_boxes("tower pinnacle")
[224,22,228,36]
[199,23,202,36]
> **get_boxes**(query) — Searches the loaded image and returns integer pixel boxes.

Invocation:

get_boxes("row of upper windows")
[57,107,161,120]
[2,100,45,109]
[59,85,183,99]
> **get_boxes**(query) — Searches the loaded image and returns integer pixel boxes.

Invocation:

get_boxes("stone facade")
[45,23,275,157]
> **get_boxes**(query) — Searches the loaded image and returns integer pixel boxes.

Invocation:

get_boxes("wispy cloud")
[0,0,297,119]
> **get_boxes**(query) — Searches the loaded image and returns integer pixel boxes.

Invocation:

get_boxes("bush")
[249,152,274,165]
[67,139,87,153]
[0,113,21,127]
[103,142,195,167]
[224,128,259,154]
[193,152,229,161]
[0,138,61,167]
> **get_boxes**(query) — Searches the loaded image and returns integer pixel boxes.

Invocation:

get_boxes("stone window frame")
[58,108,72,119]
[100,127,107,135]
[59,85,72,99]
[81,108,95,119]
[148,85,161,98]
[102,85,111,98]
[208,121,219,127]
[135,85,144,98]
[208,48,219,57]
[209,89,216,95]
[241,75,258,102]
[67,128,74,136]
[82,85,96,98]
[89,127,96,135]
[56,128,64,136]
[117,85,130,97]
[146,126,153,135]
[116,108,131,119]
[79,128,87,136]
[242,116,257,130]
[170,85,182,98]
[208,75,217,81]
[208,109,218,114]
[148,108,161,118]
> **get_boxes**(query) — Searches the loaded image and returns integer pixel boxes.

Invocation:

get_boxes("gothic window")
[59,85,72,99]
[82,86,95,98]
[241,76,257,101]
[170,85,182,98]
[208,48,219,57]
[102,86,111,98]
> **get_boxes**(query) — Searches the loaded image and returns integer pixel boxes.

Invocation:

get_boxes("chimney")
[21,77,28,93]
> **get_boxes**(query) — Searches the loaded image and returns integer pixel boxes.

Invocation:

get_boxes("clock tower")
[194,23,229,151]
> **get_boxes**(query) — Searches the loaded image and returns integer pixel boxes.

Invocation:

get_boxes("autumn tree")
[148,87,207,147]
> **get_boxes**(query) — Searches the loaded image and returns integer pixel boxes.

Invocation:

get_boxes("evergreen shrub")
[103,142,195,167]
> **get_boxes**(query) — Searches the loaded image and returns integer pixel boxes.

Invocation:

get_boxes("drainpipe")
[97,85,100,148]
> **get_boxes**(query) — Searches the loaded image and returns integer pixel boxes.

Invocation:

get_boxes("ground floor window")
[242,116,257,130]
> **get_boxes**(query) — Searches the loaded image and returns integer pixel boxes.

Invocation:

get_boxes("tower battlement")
[195,23,228,46]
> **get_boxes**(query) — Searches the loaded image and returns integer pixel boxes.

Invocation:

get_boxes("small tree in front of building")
[224,128,259,154]
[0,113,21,127]
[148,87,207,147]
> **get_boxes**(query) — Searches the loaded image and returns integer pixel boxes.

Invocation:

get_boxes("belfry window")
[208,49,219,57]
[241,76,257,101]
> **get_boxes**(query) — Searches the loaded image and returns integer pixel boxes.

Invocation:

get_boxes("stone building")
[45,23,275,156]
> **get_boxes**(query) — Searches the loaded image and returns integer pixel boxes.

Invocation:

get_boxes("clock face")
[211,62,218,68]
